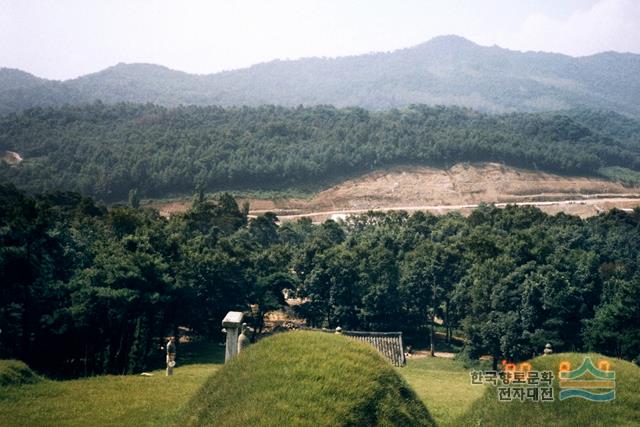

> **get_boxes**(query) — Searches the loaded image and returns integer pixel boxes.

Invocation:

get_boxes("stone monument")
[222,311,244,363]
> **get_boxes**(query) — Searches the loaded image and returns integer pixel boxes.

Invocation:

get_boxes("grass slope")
[181,331,434,427]
[0,342,224,426]
[0,360,42,386]
[456,353,640,427]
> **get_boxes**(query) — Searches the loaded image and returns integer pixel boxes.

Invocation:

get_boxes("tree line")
[1,184,639,375]
[1,103,639,202]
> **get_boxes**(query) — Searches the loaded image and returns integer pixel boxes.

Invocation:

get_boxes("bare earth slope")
[152,163,640,221]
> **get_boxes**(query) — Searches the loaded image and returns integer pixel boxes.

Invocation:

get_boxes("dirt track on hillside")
[150,163,640,221]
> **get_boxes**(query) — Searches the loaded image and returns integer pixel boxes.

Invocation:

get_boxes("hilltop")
[1,35,640,116]
[181,331,434,427]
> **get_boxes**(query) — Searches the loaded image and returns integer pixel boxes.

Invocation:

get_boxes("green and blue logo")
[558,357,615,402]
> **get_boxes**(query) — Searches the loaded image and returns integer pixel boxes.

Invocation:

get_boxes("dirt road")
[265,196,640,222]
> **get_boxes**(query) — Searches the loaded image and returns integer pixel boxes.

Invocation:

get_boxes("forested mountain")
[1,103,639,202]
[2,36,640,116]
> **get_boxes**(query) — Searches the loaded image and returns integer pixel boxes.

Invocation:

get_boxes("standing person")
[166,336,176,376]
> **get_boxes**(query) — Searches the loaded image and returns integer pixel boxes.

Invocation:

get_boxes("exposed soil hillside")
[150,163,640,221]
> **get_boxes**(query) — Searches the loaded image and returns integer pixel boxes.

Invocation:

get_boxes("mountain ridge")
[7,35,640,80]
[1,35,640,116]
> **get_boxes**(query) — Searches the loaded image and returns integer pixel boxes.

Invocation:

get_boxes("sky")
[1,0,639,80]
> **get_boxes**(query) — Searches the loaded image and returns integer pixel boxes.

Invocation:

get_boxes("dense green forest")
[2,36,640,116]
[2,103,640,202]
[2,184,639,376]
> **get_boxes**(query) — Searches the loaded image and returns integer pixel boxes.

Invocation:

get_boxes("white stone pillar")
[222,311,244,363]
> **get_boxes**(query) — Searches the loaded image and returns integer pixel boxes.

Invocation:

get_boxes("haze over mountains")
[1,35,640,117]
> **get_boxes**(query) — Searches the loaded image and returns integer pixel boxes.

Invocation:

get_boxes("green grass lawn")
[0,341,225,427]
[398,356,486,427]
[3,339,640,426]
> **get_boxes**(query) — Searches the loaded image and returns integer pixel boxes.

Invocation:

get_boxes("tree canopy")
[1,104,639,202]
[2,184,639,376]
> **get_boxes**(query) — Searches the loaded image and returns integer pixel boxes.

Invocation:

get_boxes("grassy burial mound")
[182,330,434,427]
[0,360,42,386]
[456,353,640,427]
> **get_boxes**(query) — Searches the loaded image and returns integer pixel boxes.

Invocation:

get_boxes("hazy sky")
[2,0,639,80]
